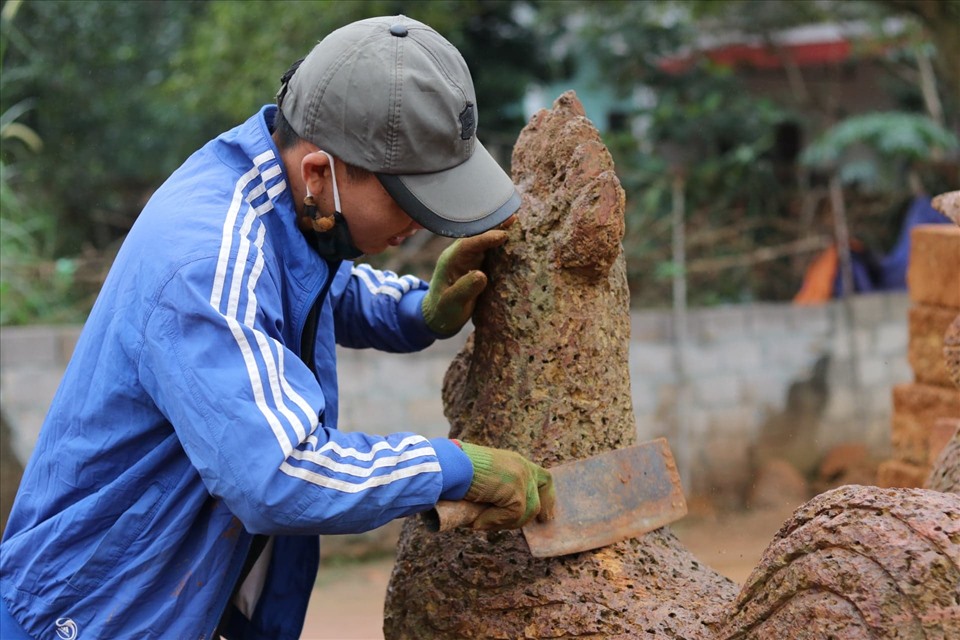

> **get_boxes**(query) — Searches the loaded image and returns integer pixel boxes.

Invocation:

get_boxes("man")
[1,15,553,640]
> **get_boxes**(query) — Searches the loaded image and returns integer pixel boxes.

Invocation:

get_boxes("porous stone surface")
[384,91,738,639]
[945,313,960,389]
[719,486,960,639]
[383,93,960,640]
[932,190,960,226]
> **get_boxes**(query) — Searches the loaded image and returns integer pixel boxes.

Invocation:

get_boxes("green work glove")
[421,228,509,336]
[459,441,556,531]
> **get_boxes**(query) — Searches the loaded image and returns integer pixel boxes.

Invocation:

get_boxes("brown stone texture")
[441,94,632,465]
[384,91,739,639]
[927,425,960,493]
[890,382,960,468]
[877,459,931,488]
[906,225,960,308]
[932,189,960,226]
[719,486,960,639]
[384,96,960,640]
[945,313,960,389]
[909,305,959,387]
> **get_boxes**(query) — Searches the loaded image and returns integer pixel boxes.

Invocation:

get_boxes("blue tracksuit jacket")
[0,105,471,639]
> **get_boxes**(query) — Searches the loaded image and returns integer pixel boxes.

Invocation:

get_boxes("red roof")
[659,22,894,73]
[661,40,852,73]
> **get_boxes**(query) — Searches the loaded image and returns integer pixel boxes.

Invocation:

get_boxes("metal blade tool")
[423,437,687,557]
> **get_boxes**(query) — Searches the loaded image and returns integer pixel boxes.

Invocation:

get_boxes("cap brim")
[377,140,520,238]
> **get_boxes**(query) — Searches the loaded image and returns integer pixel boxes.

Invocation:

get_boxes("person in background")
[1,15,553,640]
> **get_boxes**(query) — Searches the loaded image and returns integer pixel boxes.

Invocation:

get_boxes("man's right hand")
[456,441,555,531]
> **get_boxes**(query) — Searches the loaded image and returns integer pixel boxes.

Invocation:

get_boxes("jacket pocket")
[66,482,166,595]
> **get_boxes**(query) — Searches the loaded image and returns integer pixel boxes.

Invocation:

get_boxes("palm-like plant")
[801,111,959,190]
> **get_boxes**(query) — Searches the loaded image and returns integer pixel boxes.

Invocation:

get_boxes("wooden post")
[671,171,692,492]
[829,173,863,411]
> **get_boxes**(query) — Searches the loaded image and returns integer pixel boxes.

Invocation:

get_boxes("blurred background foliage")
[1,0,957,323]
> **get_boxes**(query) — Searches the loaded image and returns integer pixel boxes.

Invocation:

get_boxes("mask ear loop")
[301,150,339,233]
[319,150,342,213]
[298,150,363,261]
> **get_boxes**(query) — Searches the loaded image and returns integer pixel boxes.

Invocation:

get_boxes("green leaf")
[801,112,960,169]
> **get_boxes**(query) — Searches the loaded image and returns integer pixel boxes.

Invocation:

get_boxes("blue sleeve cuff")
[430,437,473,501]
[398,289,445,347]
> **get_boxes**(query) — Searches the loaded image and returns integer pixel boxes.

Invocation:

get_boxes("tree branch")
[686,235,831,274]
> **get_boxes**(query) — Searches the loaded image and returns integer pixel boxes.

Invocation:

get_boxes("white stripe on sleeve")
[211,155,440,494]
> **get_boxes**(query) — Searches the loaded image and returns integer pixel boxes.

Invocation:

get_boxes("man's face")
[301,148,423,256]
[338,171,423,255]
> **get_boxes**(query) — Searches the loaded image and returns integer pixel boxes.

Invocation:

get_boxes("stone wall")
[1,292,911,513]
[628,294,910,504]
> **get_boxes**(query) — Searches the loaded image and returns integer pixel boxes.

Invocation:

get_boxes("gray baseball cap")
[277,15,520,237]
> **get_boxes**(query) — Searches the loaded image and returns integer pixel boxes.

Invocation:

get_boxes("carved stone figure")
[383,93,960,640]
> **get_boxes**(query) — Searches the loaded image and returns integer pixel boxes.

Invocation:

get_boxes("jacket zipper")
[205,528,255,640]
[205,260,340,639]
[300,259,339,371]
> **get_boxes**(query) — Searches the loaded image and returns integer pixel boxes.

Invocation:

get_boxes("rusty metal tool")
[422,437,687,558]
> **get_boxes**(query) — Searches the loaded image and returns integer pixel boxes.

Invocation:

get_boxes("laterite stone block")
[908,305,959,387]
[890,382,960,465]
[906,225,960,308]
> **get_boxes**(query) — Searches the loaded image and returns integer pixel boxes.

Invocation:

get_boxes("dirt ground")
[303,502,798,640]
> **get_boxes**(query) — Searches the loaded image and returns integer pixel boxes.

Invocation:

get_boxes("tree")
[1,0,91,324]
[5,1,547,255]
[800,111,959,188]
[164,1,549,162]
[800,111,958,297]
[550,1,799,305]
[878,0,960,108]
[0,1,550,322]
[542,0,958,306]
[3,0,205,253]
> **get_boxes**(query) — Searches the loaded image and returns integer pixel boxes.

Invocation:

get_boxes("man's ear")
[301,149,331,197]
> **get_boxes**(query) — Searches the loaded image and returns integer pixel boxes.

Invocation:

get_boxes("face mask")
[302,150,363,260]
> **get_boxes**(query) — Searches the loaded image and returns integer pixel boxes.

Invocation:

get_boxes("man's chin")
[356,242,385,256]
